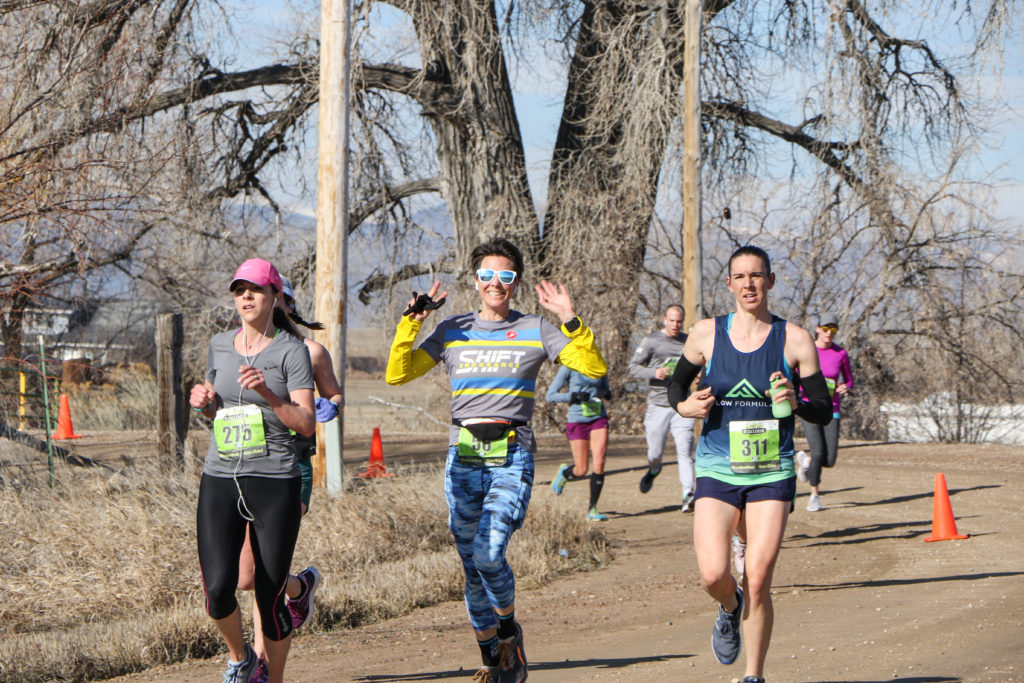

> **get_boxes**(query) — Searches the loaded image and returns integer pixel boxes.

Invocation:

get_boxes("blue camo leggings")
[444,445,534,632]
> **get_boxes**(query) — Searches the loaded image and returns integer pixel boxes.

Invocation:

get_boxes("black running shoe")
[497,621,527,683]
[638,468,660,493]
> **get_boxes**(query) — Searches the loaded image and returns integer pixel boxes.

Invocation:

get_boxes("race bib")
[728,419,781,474]
[581,397,603,418]
[826,378,837,396]
[456,421,512,465]
[664,358,678,374]
[214,404,268,460]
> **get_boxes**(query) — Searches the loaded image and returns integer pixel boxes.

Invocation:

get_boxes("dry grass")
[0,453,609,682]
[63,365,158,431]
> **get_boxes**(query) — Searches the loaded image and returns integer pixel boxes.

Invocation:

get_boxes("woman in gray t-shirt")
[189,258,314,683]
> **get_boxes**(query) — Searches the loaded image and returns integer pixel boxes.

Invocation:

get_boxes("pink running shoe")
[287,566,322,629]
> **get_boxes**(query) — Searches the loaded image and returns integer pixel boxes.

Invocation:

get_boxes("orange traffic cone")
[924,472,968,542]
[53,393,83,440]
[357,427,393,478]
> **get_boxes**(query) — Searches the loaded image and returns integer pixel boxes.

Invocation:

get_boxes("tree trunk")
[408,1,539,277]
[542,2,677,371]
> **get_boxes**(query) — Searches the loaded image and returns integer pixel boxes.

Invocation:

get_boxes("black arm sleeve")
[795,371,833,425]
[667,355,703,410]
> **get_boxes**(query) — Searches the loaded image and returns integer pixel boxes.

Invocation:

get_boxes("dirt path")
[110,438,1024,683]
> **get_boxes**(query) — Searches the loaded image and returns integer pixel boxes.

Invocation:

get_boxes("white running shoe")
[795,450,810,483]
[731,533,746,579]
[806,493,822,512]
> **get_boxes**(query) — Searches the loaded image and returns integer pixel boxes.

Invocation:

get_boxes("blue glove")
[315,397,338,423]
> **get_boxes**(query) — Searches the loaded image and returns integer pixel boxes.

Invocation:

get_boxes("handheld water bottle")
[769,376,792,418]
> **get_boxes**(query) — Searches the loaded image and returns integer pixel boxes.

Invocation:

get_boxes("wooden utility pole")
[682,0,704,329]
[156,313,186,467]
[314,0,352,495]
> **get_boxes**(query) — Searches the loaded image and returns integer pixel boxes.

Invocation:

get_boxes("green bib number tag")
[825,378,836,396]
[581,397,603,418]
[728,419,781,474]
[214,404,268,460]
[664,358,678,374]
[457,427,510,464]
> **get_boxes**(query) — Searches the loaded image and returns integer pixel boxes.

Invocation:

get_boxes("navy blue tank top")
[695,313,796,484]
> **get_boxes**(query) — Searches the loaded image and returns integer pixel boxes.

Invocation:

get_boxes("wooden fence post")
[156,313,187,467]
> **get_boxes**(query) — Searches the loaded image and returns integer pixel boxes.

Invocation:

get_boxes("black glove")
[403,290,447,317]
[569,391,591,405]
[600,388,612,400]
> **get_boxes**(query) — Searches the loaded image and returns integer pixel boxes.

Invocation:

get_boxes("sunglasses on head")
[476,268,517,285]
[820,324,838,333]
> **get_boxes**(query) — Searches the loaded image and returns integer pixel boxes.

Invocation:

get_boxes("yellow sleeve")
[556,319,607,378]
[385,316,439,385]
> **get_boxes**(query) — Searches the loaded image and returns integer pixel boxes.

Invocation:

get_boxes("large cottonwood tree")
[350,0,1023,381]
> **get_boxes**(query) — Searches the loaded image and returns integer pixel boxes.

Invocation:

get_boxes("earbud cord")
[234,312,273,522]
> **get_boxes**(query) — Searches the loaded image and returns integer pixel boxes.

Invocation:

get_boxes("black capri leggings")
[800,417,841,487]
[197,473,302,641]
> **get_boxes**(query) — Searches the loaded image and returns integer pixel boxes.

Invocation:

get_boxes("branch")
[844,0,956,93]
[141,0,191,87]
[203,82,320,202]
[0,222,156,284]
[349,177,442,229]
[0,0,48,14]
[0,62,314,165]
[367,395,447,426]
[702,100,895,225]
[357,258,453,304]
[2,59,462,167]
[360,63,461,116]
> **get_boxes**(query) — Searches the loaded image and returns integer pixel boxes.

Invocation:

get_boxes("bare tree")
[0,0,323,362]
[341,2,1021,381]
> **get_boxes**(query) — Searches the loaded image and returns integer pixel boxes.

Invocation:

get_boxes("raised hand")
[534,280,575,323]
[404,280,448,322]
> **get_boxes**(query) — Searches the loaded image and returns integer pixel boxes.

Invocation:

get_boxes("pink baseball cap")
[230,258,283,292]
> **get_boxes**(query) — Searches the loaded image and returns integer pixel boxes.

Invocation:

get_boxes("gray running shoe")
[639,468,660,493]
[681,491,695,513]
[741,677,765,683]
[288,566,322,629]
[806,493,822,512]
[496,622,528,683]
[711,586,743,665]
[221,644,258,683]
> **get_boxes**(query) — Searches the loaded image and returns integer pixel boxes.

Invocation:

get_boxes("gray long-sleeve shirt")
[627,330,687,407]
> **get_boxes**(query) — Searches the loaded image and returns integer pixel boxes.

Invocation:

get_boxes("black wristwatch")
[562,316,582,333]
